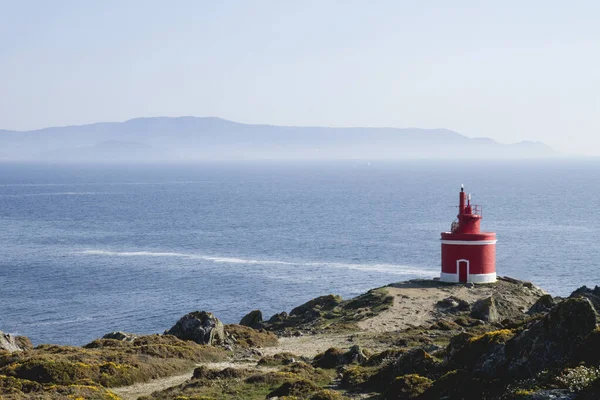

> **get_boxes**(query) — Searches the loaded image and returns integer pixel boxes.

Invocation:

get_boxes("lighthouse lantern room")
[440,186,497,283]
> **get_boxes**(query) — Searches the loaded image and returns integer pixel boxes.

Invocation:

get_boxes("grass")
[223,325,278,348]
[0,334,228,399]
[141,362,336,400]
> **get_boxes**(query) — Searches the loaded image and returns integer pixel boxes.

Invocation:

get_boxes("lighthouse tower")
[440,186,497,283]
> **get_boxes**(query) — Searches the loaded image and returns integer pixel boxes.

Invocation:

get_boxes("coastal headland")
[2,277,600,400]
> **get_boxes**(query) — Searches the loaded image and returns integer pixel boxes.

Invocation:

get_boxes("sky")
[1,1,599,155]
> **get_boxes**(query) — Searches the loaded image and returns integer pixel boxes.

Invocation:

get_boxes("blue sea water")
[1,160,599,346]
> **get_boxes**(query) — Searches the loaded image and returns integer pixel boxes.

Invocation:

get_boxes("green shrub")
[386,374,433,399]
[224,325,278,348]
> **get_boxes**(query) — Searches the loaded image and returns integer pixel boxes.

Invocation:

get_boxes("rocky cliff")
[2,278,600,400]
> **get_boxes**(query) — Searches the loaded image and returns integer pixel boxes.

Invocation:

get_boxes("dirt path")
[111,361,276,400]
[261,333,352,358]
[111,371,194,400]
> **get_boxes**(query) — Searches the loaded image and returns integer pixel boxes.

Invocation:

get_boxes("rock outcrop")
[448,296,598,383]
[102,331,137,342]
[165,311,225,345]
[239,310,264,329]
[0,332,32,352]
[436,296,470,313]
[527,294,556,315]
[506,297,598,377]
[268,311,288,324]
[312,345,368,369]
[289,294,342,317]
[470,296,500,323]
[570,285,600,314]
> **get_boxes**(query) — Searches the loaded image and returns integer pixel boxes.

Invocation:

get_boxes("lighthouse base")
[440,272,496,284]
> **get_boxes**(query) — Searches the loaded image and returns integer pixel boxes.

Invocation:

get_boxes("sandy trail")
[111,371,193,400]
[261,333,352,358]
[111,361,276,400]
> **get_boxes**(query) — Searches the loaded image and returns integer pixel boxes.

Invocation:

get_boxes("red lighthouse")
[440,186,496,283]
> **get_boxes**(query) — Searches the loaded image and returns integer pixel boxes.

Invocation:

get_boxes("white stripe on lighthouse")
[440,272,497,283]
[440,239,497,245]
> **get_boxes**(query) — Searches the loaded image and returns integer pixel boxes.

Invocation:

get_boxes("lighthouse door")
[457,259,469,283]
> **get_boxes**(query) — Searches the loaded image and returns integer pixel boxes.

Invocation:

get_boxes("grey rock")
[437,296,471,313]
[470,296,499,323]
[268,312,288,323]
[102,331,138,342]
[437,297,459,308]
[165,311,225,345]
[239,310,264,329]
[289,294,342,316]
[569,285,600,314]
[506,297,597,378]
[0,331,32,352]
[527,294,556,315]
[346,345,368,364]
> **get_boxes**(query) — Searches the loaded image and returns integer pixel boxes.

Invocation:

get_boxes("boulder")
[506,297,598,378]
[268,311,288,323]
[102,331,137,342]
[446,298,599,381]
[527,294,556,315]
[436,296,470,312]
[569,285,600,314]
[470,296,500,323]
[389,348,440,379]
[312,345,368,369]
[290,294,342,316]
[498,276,534,288]
[494,296,529,322]
[345,345,368,364]
[0,331,32,352]
[239,310,264,329]
[364,349,405,367]
[312,347,346,369]
[165,311,225,345]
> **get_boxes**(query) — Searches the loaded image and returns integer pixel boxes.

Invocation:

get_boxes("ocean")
[1,160,599,346]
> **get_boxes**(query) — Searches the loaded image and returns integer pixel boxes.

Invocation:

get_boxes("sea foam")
[76,249,437,277]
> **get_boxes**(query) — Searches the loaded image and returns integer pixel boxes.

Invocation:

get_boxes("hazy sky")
[1,1,598,155]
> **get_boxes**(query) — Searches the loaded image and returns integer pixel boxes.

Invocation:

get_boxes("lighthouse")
[440,186,497,283]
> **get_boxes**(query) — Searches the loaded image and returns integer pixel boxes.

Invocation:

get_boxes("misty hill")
[0,117,556,161]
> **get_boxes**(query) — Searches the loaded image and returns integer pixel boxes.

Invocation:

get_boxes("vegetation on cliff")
[4,279,600,399]
[0,334,228,399]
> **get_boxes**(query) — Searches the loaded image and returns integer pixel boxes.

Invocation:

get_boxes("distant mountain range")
[0,117,557,162]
